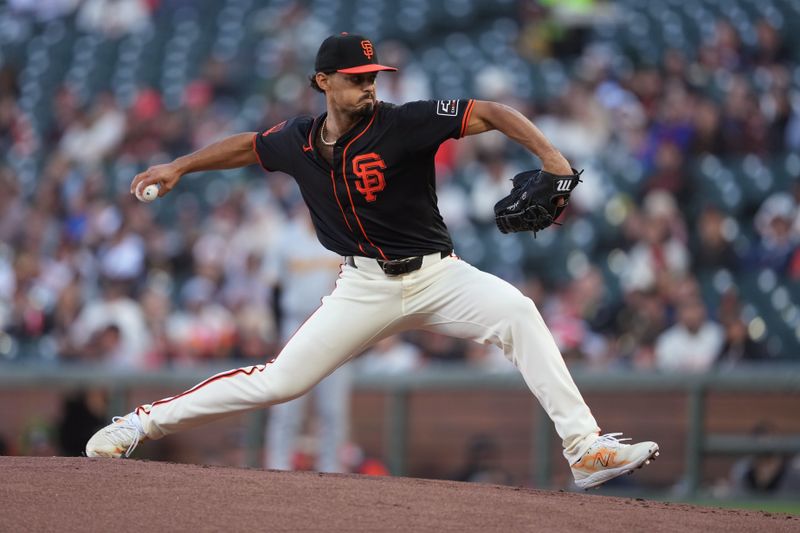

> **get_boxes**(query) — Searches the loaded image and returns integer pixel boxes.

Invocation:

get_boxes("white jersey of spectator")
[264,209,348,473]
[266,215,341,326]
[654,298,724,373]
[434,173,471,232]
[655,322,724,372]
[70,293,152,369]
[623,233,689,293]
[225,195,288,286]
[469,157,524,224]
[98,232,146,282]
[58,97,126,168]
[77,0,150,38]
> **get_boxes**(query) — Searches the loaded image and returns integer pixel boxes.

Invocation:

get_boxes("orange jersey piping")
[340,111,388,260]
[459,99,476,138]
[330,169,354,232]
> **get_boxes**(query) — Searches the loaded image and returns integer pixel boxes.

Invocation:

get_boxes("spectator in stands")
[58,93,126,168]
[0,168,26,246]
[720,76,768,156]
[747,192,798,274]
[70,278,151,367]
[96,212,146,283]
[639,85,694,180]
[137,276,173,368]
[469,149,523,224]
[715,315,768,368]
[77,0,151,38]
[1,1,799,369]
[545,267,611,368]
[640,139,689,202]
[537,81,610,160]
[710,19,744,71]
[264,205,347,474]
[166,275,237,365]
[434,168,471,233]
[6,252,50,344]
[749,19,792,67]
[654,296,724,373]
[727,423,800,497]
[690,97,725,156]
[622,191,689,296]
[762,71,793,153]
[375,40,431,104]
[691,204,739,273]
[613,289,667,371]
[223,249,278,362]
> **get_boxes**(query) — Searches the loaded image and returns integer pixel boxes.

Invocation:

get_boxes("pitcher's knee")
[507,296,538,323]
[263,372,313,403]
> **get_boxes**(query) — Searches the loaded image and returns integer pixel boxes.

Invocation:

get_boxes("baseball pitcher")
[87,33,659,489]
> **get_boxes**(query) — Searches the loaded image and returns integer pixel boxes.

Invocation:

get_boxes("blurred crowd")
[1,0,799,377]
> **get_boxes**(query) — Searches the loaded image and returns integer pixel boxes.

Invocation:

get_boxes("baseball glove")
[494,168,583,235]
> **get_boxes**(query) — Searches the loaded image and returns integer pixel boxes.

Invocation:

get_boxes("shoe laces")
[110,415,143,457]
[593,432,631,449]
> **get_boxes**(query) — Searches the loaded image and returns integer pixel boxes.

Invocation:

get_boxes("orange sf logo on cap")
[361,40,374,59]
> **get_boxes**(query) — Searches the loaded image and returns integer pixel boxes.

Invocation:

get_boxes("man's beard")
[355,101,375,117]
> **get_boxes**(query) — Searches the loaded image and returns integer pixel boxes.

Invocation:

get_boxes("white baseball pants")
[135,253,600,464]
[266,316,352,473]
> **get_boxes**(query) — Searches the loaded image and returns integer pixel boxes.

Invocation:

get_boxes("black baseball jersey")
[252,99,475,260]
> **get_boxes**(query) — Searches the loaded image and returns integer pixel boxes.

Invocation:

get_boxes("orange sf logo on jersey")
[352,153,386,202]
[361,40,374,59]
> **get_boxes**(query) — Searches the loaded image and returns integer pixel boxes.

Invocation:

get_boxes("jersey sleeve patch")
[436,100,459,117]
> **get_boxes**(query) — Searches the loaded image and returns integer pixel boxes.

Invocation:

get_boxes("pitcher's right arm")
[130,132,258,198]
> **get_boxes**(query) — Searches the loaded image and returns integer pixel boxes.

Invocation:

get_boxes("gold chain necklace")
[319,118,336,146]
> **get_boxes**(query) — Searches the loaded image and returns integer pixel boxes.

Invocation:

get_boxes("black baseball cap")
[314,33,398,74]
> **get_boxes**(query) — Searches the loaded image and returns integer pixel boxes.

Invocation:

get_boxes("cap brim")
[337,64,398,74]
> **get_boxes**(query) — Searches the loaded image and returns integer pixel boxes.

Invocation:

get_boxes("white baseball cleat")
[85,412,146,458]
[571,433,659,489]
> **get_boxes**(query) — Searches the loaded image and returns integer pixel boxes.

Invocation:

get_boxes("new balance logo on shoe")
[571,433,659,489]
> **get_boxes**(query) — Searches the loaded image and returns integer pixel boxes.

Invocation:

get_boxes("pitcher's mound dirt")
[0,457,796,532]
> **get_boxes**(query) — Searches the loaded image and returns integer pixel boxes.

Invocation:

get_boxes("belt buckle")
[378,256,419,276]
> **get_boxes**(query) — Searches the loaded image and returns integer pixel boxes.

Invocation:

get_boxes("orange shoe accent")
[571,448,621,472]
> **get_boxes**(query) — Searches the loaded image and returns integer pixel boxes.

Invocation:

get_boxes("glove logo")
[556,179,572,192]
[352,153,387,202]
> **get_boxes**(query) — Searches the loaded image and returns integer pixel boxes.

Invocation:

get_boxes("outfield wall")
[1,365,798,494]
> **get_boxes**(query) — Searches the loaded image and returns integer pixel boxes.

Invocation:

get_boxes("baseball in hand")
[138,184,160,203]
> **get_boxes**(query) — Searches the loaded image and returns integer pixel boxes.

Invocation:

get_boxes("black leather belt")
[345,250,450,276]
